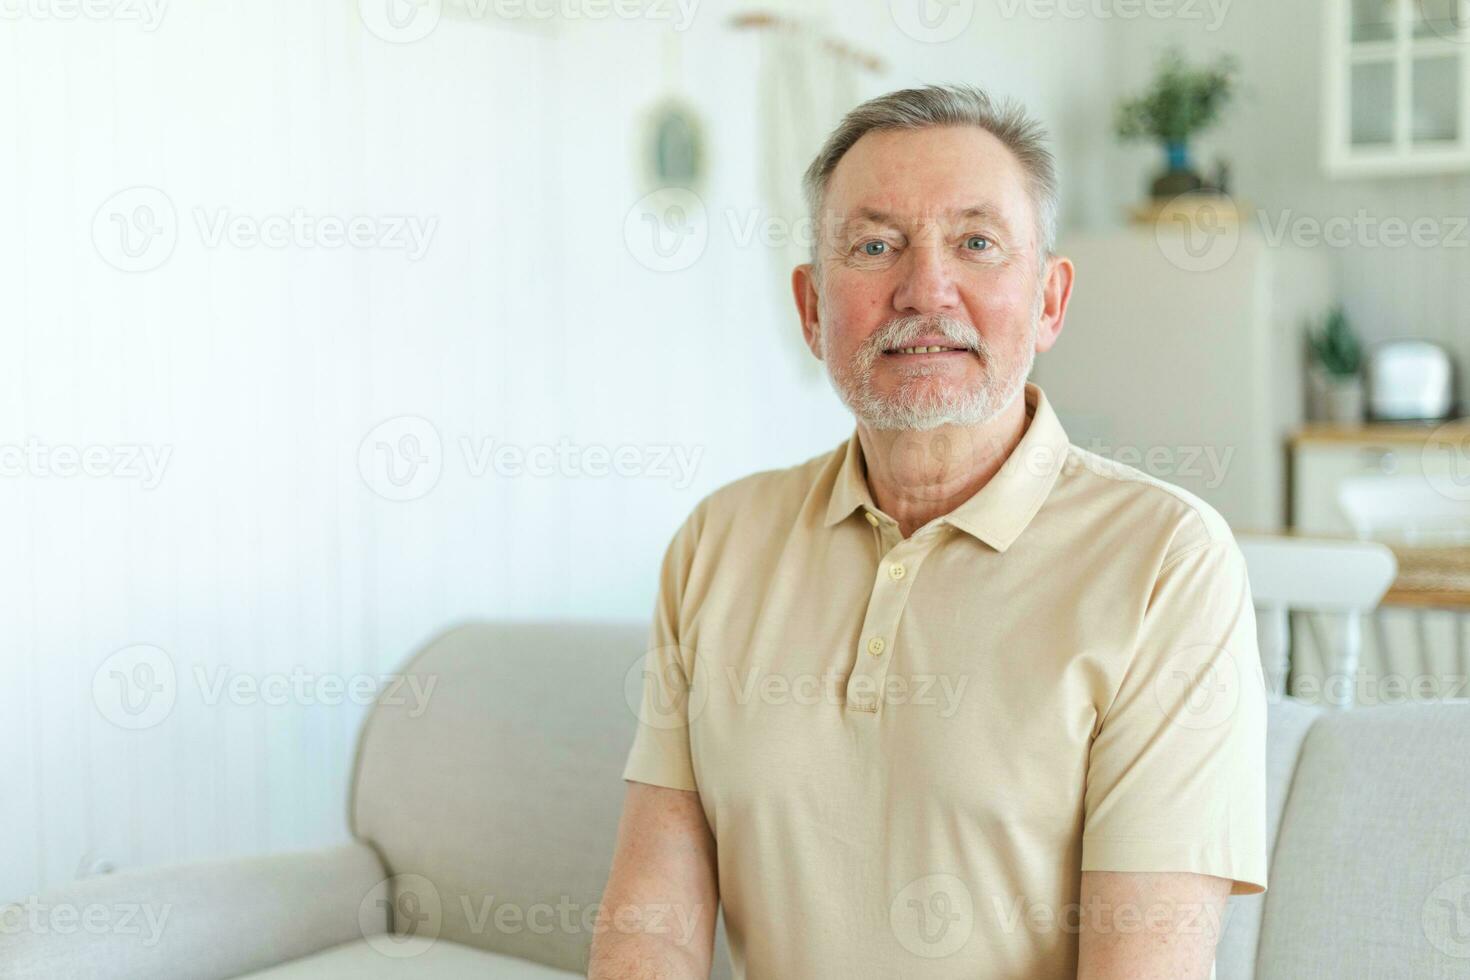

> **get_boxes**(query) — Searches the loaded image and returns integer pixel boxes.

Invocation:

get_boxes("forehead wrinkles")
[833,204,1013,245]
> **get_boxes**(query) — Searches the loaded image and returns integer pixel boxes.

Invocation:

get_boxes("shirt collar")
[822,382,1071,553]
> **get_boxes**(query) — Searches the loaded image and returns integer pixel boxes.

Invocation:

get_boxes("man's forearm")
[587,927,709,980]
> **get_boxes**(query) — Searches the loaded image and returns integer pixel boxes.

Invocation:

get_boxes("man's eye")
[965,235,991,251]
[860,241,888,256]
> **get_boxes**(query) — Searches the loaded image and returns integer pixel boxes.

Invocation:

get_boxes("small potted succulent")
[1116,48,1239,200]
[1307,307,1364,424]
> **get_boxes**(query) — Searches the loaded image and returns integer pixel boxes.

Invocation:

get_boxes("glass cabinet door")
[1411,55,1462,144]
[1351,0,1398,40]
[1414,0,1467,40]
[1329,0,1470,174]
[1350,60,1398,146]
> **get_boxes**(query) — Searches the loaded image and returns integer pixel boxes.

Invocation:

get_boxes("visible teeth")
[896,346,952,354]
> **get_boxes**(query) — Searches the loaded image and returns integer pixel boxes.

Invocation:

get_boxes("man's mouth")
[888,345,969,355]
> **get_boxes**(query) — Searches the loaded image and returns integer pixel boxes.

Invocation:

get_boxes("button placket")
[846,523,942,715]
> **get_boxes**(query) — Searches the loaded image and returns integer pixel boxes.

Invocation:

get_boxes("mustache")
[865,314,986,357]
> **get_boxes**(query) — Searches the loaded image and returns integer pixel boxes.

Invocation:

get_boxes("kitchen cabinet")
[1324,0,1470,177]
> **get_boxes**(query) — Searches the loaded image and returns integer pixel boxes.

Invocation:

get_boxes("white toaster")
[1366,340,1457,422]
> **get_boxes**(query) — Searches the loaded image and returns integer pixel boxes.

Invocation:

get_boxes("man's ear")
[1034,255,1075,354]
[791,264,823,360]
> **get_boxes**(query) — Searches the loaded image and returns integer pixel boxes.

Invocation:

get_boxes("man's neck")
[856,391,1031,539]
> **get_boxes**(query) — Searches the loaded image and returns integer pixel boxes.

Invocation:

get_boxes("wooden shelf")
[1292,421,1470,446]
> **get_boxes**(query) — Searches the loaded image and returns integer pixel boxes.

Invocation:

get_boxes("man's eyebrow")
[841,207,900,229]
[949,205,1008,224]
[837,204,1012,230]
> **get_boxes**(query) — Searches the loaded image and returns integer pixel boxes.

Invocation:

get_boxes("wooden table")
[1382,545,1470,609]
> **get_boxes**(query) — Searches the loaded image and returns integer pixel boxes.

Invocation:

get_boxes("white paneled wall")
[0,0,1117,901]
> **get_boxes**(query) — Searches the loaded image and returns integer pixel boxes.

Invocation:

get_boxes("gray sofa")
[4,621,1468,979]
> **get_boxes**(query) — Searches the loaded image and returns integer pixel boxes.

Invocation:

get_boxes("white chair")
[1237,535,1397,709]
[1338,475,1470,688]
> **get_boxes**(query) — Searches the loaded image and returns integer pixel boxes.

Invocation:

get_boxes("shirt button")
[867,636,886,657]
[889,563,906,581]
[865,512,880,527]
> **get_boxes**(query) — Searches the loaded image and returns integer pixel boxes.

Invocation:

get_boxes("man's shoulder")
[1055,443,1237,562]
[683,441,844,536]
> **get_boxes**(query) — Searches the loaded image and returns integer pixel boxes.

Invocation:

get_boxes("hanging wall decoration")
[731,10,885,378]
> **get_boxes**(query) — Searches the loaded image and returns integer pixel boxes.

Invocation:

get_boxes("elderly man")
[589,84,1267,980]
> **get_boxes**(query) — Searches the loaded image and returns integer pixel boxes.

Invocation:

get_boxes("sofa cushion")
[349,621,732,978]
[1215,695,1323,980]
[235,938,580,978]
[1255,700,1470,979]
[0,844,387,980]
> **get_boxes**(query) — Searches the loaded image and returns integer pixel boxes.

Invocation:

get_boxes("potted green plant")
[1116,48,1238,200]
[1307,306,1364,424]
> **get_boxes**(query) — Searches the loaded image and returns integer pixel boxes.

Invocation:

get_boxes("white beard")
[820,304,1039,432]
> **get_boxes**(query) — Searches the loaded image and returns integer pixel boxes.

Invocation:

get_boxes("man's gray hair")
[801,84,1059,267]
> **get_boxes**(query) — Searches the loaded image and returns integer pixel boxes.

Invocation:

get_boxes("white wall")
[0,0,1116,899]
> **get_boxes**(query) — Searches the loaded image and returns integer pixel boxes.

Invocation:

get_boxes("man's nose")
[893,242,961,315]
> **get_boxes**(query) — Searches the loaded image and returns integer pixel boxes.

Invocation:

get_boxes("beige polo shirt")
[622,382,1268,979]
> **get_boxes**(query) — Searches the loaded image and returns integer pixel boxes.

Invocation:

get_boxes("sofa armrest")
[0,842,387,980]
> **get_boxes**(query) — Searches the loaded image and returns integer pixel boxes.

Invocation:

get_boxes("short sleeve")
[621,506,704,793]
[1082,536,1269,896]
